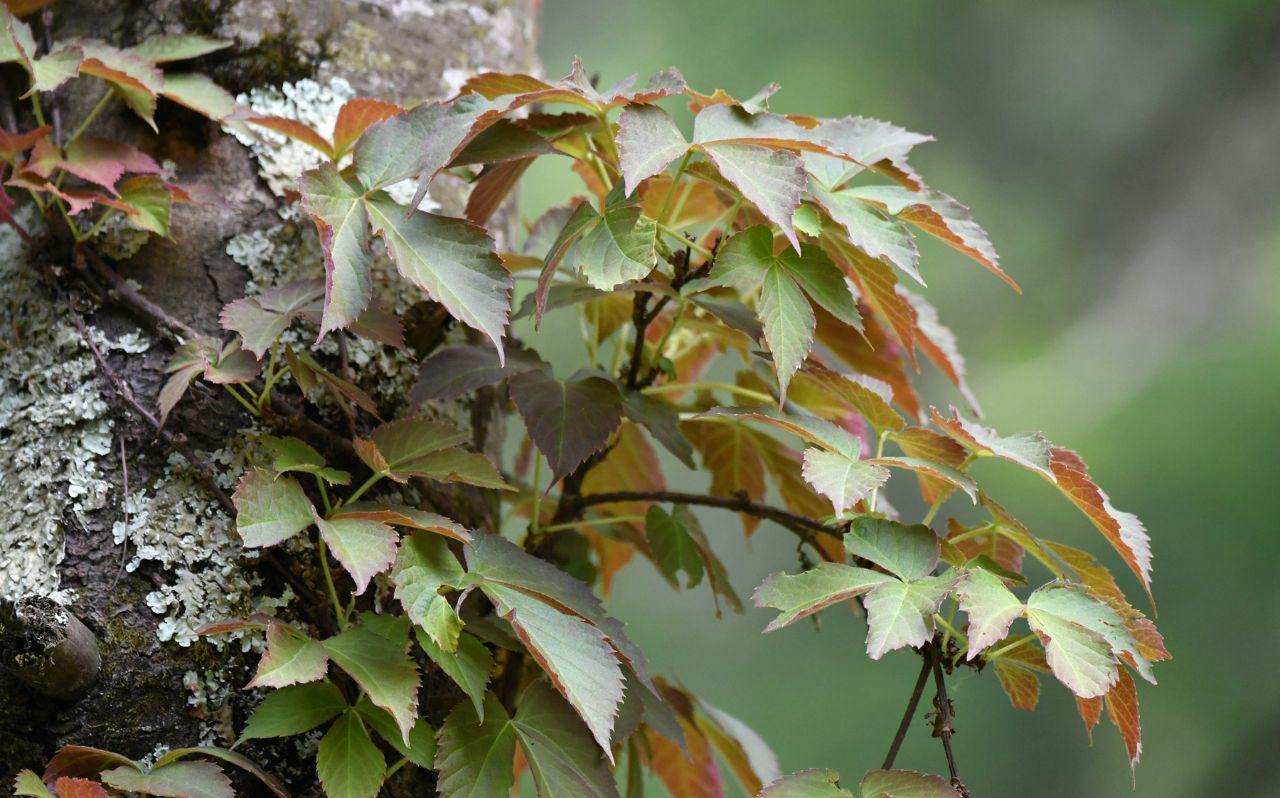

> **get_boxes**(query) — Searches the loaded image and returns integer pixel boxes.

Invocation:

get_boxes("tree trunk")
[0,1,538,792]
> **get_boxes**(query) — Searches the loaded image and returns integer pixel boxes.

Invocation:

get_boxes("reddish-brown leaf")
[332,98,403,156]
[52,778,109,798]
[60,137,161,193]
[993,643,1047,712]
[1048,446,1154,604]
[245,115,334,158]
[1105,667,1142,783]
[813,306,921,421]
[465,157,534,225]
[1076,695,1103,741]
[645,721,724,798]
[682,418,767,536]
[0,125,50,157]
[947,518,1024,576]
[824,235,918,369]
[903,289,981,415]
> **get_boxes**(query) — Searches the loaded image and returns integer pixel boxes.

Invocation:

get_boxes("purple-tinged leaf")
[617,103,689,195]
[509,368,622,486]
[298,163,372,336]
[412,344,545,404]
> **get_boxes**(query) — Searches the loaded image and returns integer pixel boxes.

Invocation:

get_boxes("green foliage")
[6,8,1167,792]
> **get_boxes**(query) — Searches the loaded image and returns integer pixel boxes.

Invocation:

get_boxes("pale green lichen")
[0,208,111,605]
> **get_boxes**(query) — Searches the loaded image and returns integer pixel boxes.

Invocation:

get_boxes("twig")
[931,642,970,797]
[74,246,199,341]
[882,648,933,771]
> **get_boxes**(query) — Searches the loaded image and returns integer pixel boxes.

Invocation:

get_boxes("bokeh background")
[519,2,1280,795]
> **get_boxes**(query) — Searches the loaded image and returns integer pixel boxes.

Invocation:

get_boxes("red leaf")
[60,137,161,193]
[645,721,724,798]
[332,98,403,157]
[813,305,921,422]
[0,125,50,157]
[825,236,918,369]
[53,778,109,798]
[465,157,534,225]
[1105,668,1142,783]
[1075,694,1103,741]
[245,115,334,158]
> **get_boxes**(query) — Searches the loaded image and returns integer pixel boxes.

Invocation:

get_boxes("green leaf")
[693,226,857,400]
[954,569,1024,657]
[261,435,350,485]
[864,575,954,660]
[801,448,890,514]
[13,771,56,798]
[323,616,421,745]
[621,390,696,468]
[161,73,235,120]
[675,504,744,615]
[435,694,517,798]
[930,408,1052,479]
[130,35,233,62]
[354,97,491,196]
[757,769,853,798]
[511,680,621,798]
[366,193,511,358]
[101,762,233,798]
[700,142,805,251]
[616,104,689,195]
[809,183,921,285]
[77,42,164,129]
[117,175,171,236]
[860,769,961,798]
[853,185,1016,291]
[316,711,386,798]
[569,201,659,291]
[753,563,893,632]
[393,531,465,651]
[417,628,493,720]
[534,201,598,323]
[147,749,288,798]
[645,505,704,589]
[315,513,398,595]
[248,619,329,688]
[238,681,346,742]
[483,583,625,759]
[844,517,940,582]
[509,368,623,486]
[231,469,314,548]
[298,163,372,335]
[360,416,468,473]
[355,696,437,768]
[1027,582,1153,690]
[464,533,656,692]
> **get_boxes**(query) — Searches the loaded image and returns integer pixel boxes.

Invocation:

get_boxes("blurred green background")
[518,2,1280,795]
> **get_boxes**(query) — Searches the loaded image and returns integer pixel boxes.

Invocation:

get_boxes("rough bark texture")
[0,1,537,793]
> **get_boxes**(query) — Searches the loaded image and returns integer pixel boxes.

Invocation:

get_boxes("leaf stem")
[883,648,933,770]
[223,383,262,417]
[656,150,693,227]
[318,537,347,631]
[64,90,115,148]
[642,381,774,405]
[868,429,889,512]
[934,607,966,649]
[530,455,543,535]
[657,222,713,259]
[986,633,1036,661]
[539,514,648,534]
[385,756,409,778]
[344,472,383,506]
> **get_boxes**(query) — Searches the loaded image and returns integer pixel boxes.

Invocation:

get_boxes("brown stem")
[882,647,933,771]
[575,489,839,540]
[931,643,970,796]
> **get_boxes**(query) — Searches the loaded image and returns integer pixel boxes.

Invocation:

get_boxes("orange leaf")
[53,778,110,798]
[814,306,921,422]
[333,98,403,157]
[683,418,767,536]
[992,643,1046,711]
[823,233,918,369]
[645,721,724,798]
[467,158,535,225]
[1076,694,1103,740]
[245,116,334,158]
[1105,668,1142,783]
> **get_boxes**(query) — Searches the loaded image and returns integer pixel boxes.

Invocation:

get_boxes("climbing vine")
[3,2,1166,796]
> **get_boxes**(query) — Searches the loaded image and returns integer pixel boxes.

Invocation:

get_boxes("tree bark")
[0,1,537,792]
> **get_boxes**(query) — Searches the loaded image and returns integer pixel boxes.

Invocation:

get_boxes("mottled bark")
[0,1,537,792]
